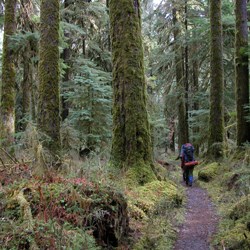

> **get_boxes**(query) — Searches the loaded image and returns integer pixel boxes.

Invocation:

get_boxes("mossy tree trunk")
[191,42,200,154]
[208,0,224,158]
[168,116,175,152]
[0,0,17,150]
[172,6,188,149]
[184,0,189,141]
[61,0,71,121]
[21,46,32,130]
[235,0,250,146]
[109,0,155,183]
[37,0,61,163]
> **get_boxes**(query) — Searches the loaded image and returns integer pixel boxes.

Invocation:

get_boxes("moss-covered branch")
[12,188,39,249]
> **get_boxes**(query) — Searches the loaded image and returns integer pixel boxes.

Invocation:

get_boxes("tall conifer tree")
[172,6,188,148]
[37,0,61,162]
[208,0,224,158]
[109,0,155,183]
[0,0,17,149]
[235,0,250,146]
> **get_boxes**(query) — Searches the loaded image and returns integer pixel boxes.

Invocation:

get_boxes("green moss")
[137,180,183,207]
[229,194,250,221]
[126,180,183,249]
[217,221,250,250]
[37,0,61,160]
[109,0,155,180]
[152,162,169,181]
[0,0,17,148]
[208,0,224,158]
[198,162,219,182]
[133,217,176,250]
[125,161,157,186]
[2,177,129,249]
[172,5,188,146]
[235,0,250,146]
[127,180,183,218]
[212,194,250,250]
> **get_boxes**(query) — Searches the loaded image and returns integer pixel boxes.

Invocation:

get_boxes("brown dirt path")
[174,183,219,250]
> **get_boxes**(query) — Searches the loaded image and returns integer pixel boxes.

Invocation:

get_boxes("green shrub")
[198,162,219,182]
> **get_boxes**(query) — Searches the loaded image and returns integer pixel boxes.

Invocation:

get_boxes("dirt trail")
[174,183,219,250]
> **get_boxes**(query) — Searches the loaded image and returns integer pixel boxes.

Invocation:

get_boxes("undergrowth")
[197,151,250,250]
[0,162,128,249]
[0,152,185,249]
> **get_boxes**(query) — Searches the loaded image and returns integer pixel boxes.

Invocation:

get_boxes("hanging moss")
[109,0,155,181]
[37,0,61,162]
[208,0,224,159]
[0,0,17,149]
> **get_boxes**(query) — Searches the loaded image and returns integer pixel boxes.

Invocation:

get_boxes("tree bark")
[184,0,189,141]
[37,0,61,163]
[109,0,155,184]
[208,0,224,158]
[173,6,188,149]
[61,0,71,121]
[235,0,250,146]
[21,46,32,130]
[168,116,175,152]
[0,0,17,150]
[192,46,200,154]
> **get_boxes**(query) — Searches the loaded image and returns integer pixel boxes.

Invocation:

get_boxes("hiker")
[179,143,198,186]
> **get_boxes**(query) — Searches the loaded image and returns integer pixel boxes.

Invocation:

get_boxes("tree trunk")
[21,46,32,130]
[192,46,200,154]
[168,116,175,152]
[0,0,17,150]
[235,0,250,146]
[61,0,71,121]
[208,0,224,158]
[184,0,189,141]
[173,6,188,149]
[37,0,61,163]
[109,0,155,184]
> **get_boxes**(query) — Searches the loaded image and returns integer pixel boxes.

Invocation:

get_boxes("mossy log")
[2,179,129,249]
[198,162,219,182]
[11,188,39,249]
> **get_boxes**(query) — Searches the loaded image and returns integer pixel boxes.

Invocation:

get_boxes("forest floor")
[173,180,219,250]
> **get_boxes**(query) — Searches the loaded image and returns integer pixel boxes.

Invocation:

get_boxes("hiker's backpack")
[182,143,194,162]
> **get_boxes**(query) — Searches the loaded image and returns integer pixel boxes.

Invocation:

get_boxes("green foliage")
[198,162,220,182]
[126,179,184,249]
[0,167,129,249]
[140,0,237,154]
[197,157,250,250]
[8,31,39,54]
[60,0,112,153]
[63,58,112,150]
